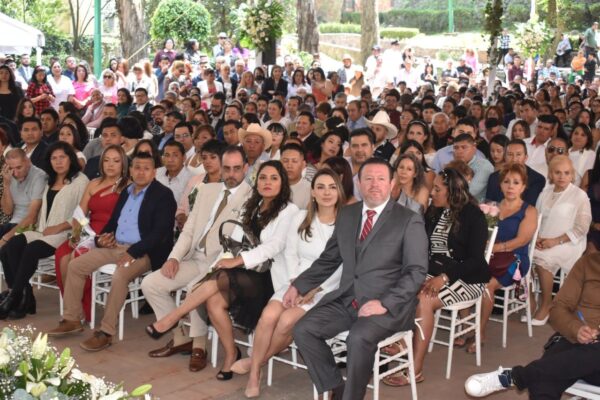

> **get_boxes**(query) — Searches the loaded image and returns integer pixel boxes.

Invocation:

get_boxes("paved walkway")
[6,286,568,399]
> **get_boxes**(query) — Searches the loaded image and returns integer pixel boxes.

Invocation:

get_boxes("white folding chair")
[427,226,497,379]
[314,330,418,400]
[565,380,600,399]
[30,256,63,315]
[489,214,541,347]
[90,264,146,340]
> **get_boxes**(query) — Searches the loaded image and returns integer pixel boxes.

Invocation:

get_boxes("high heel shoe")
[145,322,176,340]
[8,287,36,320]
[216,347,242,381]
[244,371,261,398]
[531,315,549,326]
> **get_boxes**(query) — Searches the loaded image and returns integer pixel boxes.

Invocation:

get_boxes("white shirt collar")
[361,198,389,217]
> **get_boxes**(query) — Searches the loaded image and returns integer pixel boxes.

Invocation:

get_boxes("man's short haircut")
[451,105,467,119]
[358,157,394,180]
[455,117,478,132]
[5,148,28,161]
[164,140,185,155]
[40,108,59,121]
[134,87,148,95]
[385,89,401,100]
[223,119,242,130]
[151,104,166,113]
[222,145,247,164]
[288,96,302,105]
[213,92,226,102]
[315,102,332,116]
[21,116,41,130]
[538,114,559,126]
[166,111,185,122]
[298,111,315,124]
[104,103,117,110]
[453,133,475,144]
[257,95,269,104]
[507,138,528,155]
[334,92,347,101]
[281,143,306,160]
[200,139,226,157]
[350,128,375,145]
[195,124,216,137]
[485,118,501,130]
[174,121,193,135]
[521,98,538,110]
[132,151,155,167]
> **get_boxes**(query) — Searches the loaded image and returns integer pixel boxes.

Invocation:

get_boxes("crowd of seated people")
[0,34,599,399]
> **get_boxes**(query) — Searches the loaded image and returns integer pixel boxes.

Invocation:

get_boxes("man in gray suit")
[284,158,428,400]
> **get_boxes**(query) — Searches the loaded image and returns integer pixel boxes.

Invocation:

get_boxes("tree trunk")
[360,0,379,65]
[547,0,560,61]
[486,36,499,102]
[116,0,149,62]
[297,0,319,54]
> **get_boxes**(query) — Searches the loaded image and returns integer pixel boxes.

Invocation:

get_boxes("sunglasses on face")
[547,145,566,155]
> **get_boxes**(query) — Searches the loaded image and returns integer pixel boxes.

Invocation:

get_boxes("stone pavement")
[4,286,572,399]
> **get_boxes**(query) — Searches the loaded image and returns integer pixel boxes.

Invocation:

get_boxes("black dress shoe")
[8,287,36,319]
[145,322,176,340]
[0,290,9,302]
[0,291,21,320]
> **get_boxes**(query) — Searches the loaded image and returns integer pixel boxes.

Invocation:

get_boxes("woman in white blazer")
[234,168,346,398]
[0,142,89,319]
[531,156,591,325]
[197,68,223,103]
[145,160,297,380]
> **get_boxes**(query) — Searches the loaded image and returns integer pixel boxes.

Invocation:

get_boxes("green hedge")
[380,27,420,39]
[320,23,419,39]
[319,23,361,34]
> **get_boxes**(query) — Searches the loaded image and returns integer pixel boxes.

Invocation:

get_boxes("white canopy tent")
[0,12,45,65]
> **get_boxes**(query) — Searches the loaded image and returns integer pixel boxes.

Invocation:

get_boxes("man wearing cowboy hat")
[337,54,355,85]
[239,123,271,184]
[366,111,397,162]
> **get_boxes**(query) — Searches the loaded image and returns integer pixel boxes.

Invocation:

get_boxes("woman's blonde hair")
[548,155,575,184]
[298,168,346,240]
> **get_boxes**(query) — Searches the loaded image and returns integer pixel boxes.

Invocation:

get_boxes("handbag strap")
[218,219,260,248]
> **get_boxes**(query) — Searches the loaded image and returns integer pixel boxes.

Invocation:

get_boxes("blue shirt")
[115,184,149,244]
[158,133,174,151]
[431,145,485,172]
[347,116,368,131]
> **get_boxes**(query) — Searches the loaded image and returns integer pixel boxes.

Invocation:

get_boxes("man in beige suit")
[141,146,252,371]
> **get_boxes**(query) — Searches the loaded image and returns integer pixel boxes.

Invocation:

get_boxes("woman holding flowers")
[54,145,129,322]
[474,163,538,353]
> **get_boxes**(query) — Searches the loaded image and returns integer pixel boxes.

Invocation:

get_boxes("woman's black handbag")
[218,219,272,273]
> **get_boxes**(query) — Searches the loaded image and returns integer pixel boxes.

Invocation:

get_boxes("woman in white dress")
[568,123,595,185]
[47,60,75,111]
[231,168,346,398]
[531,155,592,325]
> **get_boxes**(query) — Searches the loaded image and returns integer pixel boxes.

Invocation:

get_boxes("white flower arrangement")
[235,0,284,51]
[0,326,152,400]
[514,15,554,59]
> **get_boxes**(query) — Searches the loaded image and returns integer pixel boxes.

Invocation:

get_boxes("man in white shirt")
[396,58,421,92]
[337,54,355,85]
[173,122,196,162]
[281,143,311,209]
[525,114,558,175]
[155,141,193,204]
[507,99,538,139]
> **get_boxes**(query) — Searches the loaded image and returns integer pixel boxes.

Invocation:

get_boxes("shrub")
[319,23,361,34]
[340,11,361,24]
[380,27,420,40]
[150,0,212,49]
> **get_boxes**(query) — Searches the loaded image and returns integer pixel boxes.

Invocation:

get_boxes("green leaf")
[130,384,152,397]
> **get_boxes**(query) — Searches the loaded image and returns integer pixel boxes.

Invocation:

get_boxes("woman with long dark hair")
[145,161,298,381]
[0,142,89,319]
[232,169,346,397]
[26,66,55,116]
[0,65,24,120]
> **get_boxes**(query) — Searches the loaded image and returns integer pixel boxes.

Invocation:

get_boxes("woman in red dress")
[54,145,129,321]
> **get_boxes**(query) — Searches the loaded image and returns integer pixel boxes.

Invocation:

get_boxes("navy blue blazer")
[101,179,176,269]
[485,166,545,206]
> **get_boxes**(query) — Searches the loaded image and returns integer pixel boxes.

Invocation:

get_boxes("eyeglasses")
[547,145,566,155]
[103,75,113,79]
[175,134,191,140]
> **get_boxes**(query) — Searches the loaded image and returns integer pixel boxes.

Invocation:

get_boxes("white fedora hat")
[366,110,398,140]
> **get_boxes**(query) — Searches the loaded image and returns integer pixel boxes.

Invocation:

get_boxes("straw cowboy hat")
[238,123,272,149]
[366,110,398,140]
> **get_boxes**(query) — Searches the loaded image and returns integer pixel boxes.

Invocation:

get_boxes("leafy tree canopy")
[150,0,212,49]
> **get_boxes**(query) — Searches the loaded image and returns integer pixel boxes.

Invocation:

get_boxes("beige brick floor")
[3,286,573,400]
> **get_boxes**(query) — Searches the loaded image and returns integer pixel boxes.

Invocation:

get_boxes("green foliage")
[202,0,244,37]
[320,23,419,39]
[150,0,212,49]
[483,0,503,64]
[380,27,420,40]
[319,23,361,34]
[340,11,361,25]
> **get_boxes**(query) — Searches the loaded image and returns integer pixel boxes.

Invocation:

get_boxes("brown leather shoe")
[148,339,193,358]
[47,320,84,337]
[80,331,112,352]
[189,348,207,372]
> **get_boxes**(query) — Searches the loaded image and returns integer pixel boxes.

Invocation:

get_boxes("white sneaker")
[465,367,511,397]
